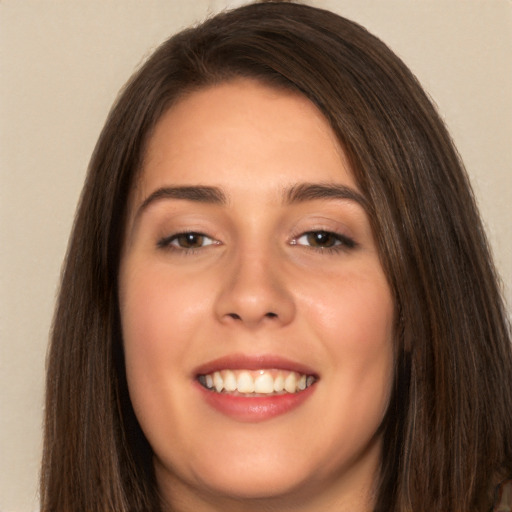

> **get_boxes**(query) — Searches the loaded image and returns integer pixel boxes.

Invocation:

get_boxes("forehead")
[135,78,357,205]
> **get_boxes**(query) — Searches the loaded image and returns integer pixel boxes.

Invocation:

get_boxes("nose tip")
[214,259,295,329]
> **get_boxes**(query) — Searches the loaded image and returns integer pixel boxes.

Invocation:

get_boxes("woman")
[41,2,512,511]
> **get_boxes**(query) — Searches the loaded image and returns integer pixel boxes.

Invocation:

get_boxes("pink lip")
[195,381,316,422]
[193,354,318,422]
[193,353,317,376]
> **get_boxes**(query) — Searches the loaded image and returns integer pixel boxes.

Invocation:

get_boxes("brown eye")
[175,233,205,249]
[157,232,217,251]
[305,231,337,248]
[294,230,356,251]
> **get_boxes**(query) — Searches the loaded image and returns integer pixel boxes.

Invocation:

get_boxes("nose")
[214,247,296,329]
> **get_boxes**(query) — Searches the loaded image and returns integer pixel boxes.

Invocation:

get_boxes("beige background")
[1,1,510,510]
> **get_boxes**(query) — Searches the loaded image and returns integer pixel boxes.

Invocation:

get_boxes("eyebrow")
[135,182,367,221]
[284,183,367,208]
[135,185,227,219]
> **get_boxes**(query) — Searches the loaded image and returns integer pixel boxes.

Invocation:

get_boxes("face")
[119,79,394,511]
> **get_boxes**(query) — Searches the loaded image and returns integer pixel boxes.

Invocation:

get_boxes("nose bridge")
[215,239,295,327]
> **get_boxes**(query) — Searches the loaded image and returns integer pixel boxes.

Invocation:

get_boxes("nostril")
[226,312,277,321]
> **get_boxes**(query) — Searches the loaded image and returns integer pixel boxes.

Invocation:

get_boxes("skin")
[118,79,395,512]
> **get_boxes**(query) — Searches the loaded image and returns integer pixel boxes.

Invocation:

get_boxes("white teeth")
[254,373,274,394]
[284,373,297,393]
[213,371,223,392]
[200,369,315,395]
[223,370,237,392]
[273,374,285,392]
[237,371,255,393]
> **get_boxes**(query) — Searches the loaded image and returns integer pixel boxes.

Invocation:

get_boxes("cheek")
[303,267,395,407]
[119,264,211,413]
[303,265,394,348]
[121,263,210,350]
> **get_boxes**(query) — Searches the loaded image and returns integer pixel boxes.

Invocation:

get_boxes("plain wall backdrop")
[1,1,511,510]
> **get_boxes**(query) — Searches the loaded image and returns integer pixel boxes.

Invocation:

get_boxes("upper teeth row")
[199,369,315,394]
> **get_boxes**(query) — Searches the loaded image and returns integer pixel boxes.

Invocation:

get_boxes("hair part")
[42,2,512,511]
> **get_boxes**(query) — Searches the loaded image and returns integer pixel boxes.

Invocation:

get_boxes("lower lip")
[196,382,316,422]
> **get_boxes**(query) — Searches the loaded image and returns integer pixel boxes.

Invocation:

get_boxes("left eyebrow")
[135,185,227,220]
[283,183,367,209]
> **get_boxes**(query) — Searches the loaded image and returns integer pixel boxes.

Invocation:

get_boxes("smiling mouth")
[197,369,317,396]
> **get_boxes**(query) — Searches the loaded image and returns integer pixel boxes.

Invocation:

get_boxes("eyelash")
[157,231,219,254]
[157,229,356,255]
[291,230,357,254]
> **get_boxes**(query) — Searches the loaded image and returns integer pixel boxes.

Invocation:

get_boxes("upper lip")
[194,353,318,377]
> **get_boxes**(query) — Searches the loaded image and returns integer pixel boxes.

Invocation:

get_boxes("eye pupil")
[307,231,336,247]
[178,233,203,248]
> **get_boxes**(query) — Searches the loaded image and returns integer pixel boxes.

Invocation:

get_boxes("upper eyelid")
[295,232,342,243]
[157,231,217,249]
[292,230,356,247]
[290,225,354,240]
[157,228,354,241]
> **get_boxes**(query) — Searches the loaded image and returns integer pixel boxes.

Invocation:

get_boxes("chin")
[155,448,320,505]
[199,465,310,500]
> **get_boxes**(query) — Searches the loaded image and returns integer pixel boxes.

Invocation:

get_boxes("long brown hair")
[41,2,512,511]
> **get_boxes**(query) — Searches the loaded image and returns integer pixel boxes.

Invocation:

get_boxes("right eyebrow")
[134,185,228,221]
[283,182,367,209]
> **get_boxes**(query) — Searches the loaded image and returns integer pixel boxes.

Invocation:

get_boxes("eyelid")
[169,233,217,247]
[157,231,220,251]
[290,230,357,251]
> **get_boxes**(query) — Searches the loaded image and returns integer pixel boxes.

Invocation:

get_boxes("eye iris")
[178,233,204,248]
[307,231,336,247]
